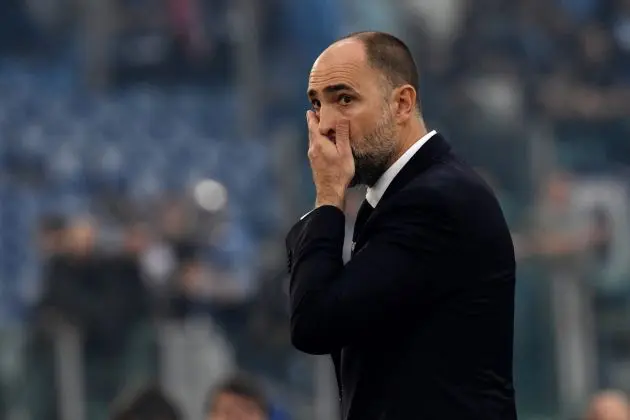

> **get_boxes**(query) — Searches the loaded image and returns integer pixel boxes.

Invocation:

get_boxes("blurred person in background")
[124,221,176,298]
[584,390,630,420]
[157,198,213,316]
[159,199,200,263]
[167,252,217,318]
[28,216,152,420]
[205,374,269,420]
[156,195,261,387]
[287,31,516,419]
[110,384,181,420]
[522,171,603,411]
[162,199,255,322]
[525,171,593,261]
[25,214,70,420]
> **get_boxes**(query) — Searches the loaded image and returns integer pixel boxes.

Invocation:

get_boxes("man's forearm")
[287,206,346,354]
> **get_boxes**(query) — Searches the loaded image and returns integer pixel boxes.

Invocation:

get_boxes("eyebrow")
[307,84,356,99]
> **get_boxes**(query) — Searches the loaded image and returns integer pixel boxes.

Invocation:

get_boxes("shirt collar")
[365,130,437,207]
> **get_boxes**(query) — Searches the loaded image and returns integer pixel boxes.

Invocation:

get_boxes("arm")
[286,194,451,354]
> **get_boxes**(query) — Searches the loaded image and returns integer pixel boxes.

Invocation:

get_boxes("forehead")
[308,40,376,94]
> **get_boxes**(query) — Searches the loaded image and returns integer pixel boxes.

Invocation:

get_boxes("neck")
[390,118,428,165]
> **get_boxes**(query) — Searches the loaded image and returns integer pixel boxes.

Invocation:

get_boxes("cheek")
[349,113,375,141]
[344,105,366,128]
[347,121,365,152]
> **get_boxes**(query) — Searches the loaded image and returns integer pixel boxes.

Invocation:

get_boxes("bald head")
[307,32,424,187]
[338,32,420,106]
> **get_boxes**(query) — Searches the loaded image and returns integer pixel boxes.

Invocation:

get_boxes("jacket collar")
[376,132,451,206]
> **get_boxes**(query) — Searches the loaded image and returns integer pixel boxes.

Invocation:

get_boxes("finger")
[335,119,351,156]
[306,110,319,134]
[306,110,318,147]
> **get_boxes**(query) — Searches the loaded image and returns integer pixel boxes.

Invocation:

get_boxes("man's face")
[208,393,266,420]
[307,39,399,187]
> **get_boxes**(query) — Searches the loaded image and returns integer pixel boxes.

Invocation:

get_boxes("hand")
[306,111,355,209]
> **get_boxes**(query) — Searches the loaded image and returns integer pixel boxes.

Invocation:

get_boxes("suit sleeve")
[286,193,452,355]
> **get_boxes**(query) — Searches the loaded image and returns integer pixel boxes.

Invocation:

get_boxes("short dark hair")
[340,31,420,101]
[110,385,181,420]
[206,373,269,416]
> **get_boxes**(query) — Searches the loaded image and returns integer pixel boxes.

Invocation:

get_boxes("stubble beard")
[349,111,398,188]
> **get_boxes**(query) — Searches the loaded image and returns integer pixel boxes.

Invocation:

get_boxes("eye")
[311,99,321,110]
[338,95,353,105]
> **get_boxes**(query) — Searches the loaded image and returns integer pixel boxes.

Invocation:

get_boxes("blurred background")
[0,0,629,419]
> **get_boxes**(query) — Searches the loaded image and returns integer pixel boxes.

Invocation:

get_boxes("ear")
[392,84,417,123]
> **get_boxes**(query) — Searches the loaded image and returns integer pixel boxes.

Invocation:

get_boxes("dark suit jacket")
[286,134,517,420]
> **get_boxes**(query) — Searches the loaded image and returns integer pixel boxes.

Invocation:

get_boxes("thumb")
[335,120,351,156]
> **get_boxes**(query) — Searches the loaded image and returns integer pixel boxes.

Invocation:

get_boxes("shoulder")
[380,155,508,236]
[381,155,492,209]
[406,155,500,211]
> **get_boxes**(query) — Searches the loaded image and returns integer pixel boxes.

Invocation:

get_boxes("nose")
[317,106,337,140]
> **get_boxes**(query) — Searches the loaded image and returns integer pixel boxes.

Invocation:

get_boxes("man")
[205,374,269,420]
[286,31,517,420]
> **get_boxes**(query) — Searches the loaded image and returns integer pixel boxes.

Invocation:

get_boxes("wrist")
[315,193,345,210]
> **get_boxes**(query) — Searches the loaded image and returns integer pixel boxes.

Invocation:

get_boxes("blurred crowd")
[0,0,629,419]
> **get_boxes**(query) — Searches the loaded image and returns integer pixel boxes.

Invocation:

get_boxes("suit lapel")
[378,133,451,204]
[353,133,451,245]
